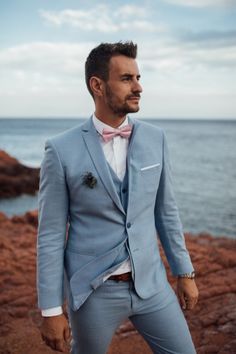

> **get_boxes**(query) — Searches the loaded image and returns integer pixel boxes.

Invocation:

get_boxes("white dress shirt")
[42,114,131,317]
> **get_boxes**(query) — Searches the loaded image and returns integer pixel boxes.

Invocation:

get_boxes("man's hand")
[40,313,71,352]
[177,278,199,310]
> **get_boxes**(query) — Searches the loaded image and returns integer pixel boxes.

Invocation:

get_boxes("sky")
[0,0,236,119]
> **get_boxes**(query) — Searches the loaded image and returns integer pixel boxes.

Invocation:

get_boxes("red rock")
[0,150,39,198]
[0,212,236,354]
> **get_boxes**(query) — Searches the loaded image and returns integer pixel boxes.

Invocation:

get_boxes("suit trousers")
[67,279,196,354]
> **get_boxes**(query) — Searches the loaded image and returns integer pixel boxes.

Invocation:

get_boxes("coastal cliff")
[0,150,39,198]
[0,211,235,354]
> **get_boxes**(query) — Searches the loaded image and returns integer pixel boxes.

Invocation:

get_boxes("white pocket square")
[140,163,160,171]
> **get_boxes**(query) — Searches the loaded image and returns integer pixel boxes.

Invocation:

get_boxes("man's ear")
[89,76,104,98]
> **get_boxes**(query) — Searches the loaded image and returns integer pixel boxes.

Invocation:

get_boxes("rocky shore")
[0,150,39,198]
[0,211,236,354]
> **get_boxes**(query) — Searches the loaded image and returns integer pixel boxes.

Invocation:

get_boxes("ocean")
[0,118,236,238]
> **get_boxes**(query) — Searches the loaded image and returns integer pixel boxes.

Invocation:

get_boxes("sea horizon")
[1,116,236,121]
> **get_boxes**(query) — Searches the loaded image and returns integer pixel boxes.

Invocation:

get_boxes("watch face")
[179,271,196,279]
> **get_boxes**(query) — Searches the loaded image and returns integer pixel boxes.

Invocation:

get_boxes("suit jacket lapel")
[126,117,141,216]
[81,117,126,215]
[127,116,140,157]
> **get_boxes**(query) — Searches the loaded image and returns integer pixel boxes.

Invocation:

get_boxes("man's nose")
[133,80,143,93]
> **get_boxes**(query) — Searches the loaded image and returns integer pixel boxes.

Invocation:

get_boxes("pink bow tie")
[102,124,133,143]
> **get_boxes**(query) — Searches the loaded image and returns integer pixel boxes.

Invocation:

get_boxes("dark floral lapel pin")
[82,172,97,189]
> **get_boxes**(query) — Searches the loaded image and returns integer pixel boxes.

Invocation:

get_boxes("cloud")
[0,31,235,107]
[163,0,236,8]
[178,29,236,48]
[0,42,95,100]
[39,4,159,33]
[0,39,235,118]
[1,33,235,89]
[172,29,236,69]
[115,4,147,18]
[138,28,236,72]
[0,41,92,75]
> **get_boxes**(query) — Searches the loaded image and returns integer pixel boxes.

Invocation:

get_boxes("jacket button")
[127,222,131,228]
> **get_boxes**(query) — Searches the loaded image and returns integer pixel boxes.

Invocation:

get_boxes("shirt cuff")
[41,306,63,317]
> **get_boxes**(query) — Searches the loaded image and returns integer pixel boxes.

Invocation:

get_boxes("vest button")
[122,188,127,193]
[127,222,131,228]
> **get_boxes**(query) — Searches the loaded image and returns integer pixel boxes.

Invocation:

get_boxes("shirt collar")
[92,114,129,136]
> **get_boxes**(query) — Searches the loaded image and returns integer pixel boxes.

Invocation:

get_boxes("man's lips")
[127,96,140,101]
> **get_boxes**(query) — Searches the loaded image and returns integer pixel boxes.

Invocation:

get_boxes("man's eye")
[122,77,130,81]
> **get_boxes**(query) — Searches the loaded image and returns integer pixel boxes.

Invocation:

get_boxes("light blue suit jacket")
[37,117,194,311]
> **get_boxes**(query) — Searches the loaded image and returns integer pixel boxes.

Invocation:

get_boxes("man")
[37,41,198,354]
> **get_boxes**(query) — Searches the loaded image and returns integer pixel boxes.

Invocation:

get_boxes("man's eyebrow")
[120,73,141,78]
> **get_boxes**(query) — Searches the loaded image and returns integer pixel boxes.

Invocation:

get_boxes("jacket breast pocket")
[139,164,161,193]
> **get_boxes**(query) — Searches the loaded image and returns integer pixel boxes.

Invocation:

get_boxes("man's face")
[103,55,142,116]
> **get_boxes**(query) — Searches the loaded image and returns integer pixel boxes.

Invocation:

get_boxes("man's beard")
[105,84,140,116]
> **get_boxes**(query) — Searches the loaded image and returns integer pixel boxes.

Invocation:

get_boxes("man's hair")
[85,41,137,97]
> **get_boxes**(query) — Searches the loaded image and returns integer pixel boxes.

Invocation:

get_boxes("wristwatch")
[178,271,196,279]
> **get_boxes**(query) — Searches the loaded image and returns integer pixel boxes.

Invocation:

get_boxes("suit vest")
[105,162,130,266]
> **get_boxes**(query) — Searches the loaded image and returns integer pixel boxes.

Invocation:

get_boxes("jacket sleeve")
[154,131,194,276]
[37,139,69,309]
